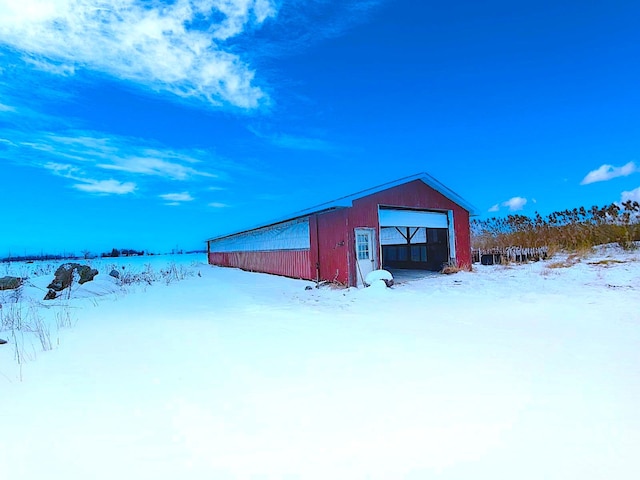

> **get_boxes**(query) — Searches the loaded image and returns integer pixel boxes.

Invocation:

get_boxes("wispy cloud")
[270,134,333,151]
[0,102,15,112]
[24,57,76,76]
[74,179,136,195]
[0,0,277,108]
[250,0,386,56]
[581,162,638,185]
[4,129,220,179]
[98,157,216,180]
[208,202,228,208]
[1,128,228,197]
[490,197,528,212]
[43,162,81,176]
[160,192,194,202]
[42,161,136,195]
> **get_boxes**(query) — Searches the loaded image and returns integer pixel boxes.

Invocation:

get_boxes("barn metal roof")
[207,172,478,241]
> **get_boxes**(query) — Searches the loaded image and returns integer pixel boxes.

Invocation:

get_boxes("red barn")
[207,173,477,287]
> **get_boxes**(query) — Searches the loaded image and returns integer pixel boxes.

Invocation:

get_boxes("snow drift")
[1,248,639,479]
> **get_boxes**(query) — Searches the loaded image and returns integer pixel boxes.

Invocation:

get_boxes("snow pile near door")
[364,268,394,287]
[1,248,639,479]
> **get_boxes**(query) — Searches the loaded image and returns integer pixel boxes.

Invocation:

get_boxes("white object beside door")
[355,228,376,287]
[447,210,456,264]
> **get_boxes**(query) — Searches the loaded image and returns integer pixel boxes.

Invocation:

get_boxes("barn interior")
[378,208,451,277]
[380,226,450,271]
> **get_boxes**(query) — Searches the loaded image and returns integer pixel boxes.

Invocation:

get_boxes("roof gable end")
[293,172,478,217]
[208,173,477,241]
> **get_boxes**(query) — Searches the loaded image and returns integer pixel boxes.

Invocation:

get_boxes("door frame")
[377,206,456,270]
[354,227,378,287]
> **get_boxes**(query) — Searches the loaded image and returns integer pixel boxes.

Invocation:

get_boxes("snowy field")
[1,249,640,479]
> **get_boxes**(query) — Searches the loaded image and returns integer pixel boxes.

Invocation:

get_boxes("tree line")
[472,200,640,251]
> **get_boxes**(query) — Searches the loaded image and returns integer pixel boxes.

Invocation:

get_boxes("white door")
[355,228,376,287]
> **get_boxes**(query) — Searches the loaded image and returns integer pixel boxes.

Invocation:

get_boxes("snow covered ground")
[1,248,639,479]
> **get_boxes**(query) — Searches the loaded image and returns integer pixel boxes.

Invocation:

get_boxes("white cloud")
[43,161,79,175]
[208,202,228,208]
[160,192,194,202]
[3,129,229,199]
[621,187,640,203]
[97,157,216,180]
[11,130,220,181]
[73,179,136,194]
[488,197,528,212]
[0,0,277,108]
[45,161,135,194]
[24,57,76,76]
[581,162,638,185]
[502,197,527,211]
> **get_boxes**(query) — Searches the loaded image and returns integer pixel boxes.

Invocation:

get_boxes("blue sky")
[1,0,639,256]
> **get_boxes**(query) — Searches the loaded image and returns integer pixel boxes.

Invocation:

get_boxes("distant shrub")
[101,248,145,258]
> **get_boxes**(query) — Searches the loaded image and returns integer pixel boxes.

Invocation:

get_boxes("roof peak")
[208,172,477,241]
[291,172,477,217]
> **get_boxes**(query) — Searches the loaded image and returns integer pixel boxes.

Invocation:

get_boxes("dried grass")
[472,201,640,254]
[441,265,462,275]
[587,259,627,266]
[546,253,582,269]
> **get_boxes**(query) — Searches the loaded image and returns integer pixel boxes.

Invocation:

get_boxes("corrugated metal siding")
[453,208,471,268]
[316,209,350,285]
[208,250,313,280]
[309,215,319,282]
[207,179,472,287]
[209,217,310,252]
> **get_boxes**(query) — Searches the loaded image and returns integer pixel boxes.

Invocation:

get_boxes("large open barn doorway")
[379,208,452,273]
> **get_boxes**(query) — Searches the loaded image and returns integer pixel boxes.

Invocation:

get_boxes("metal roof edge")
[413,172,479,216]
[295,172,478,215]
[206,207,342,242]
[206,173,478,242]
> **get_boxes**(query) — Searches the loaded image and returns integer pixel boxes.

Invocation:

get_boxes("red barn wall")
[208,250,313,280]
[315,210,351,285]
